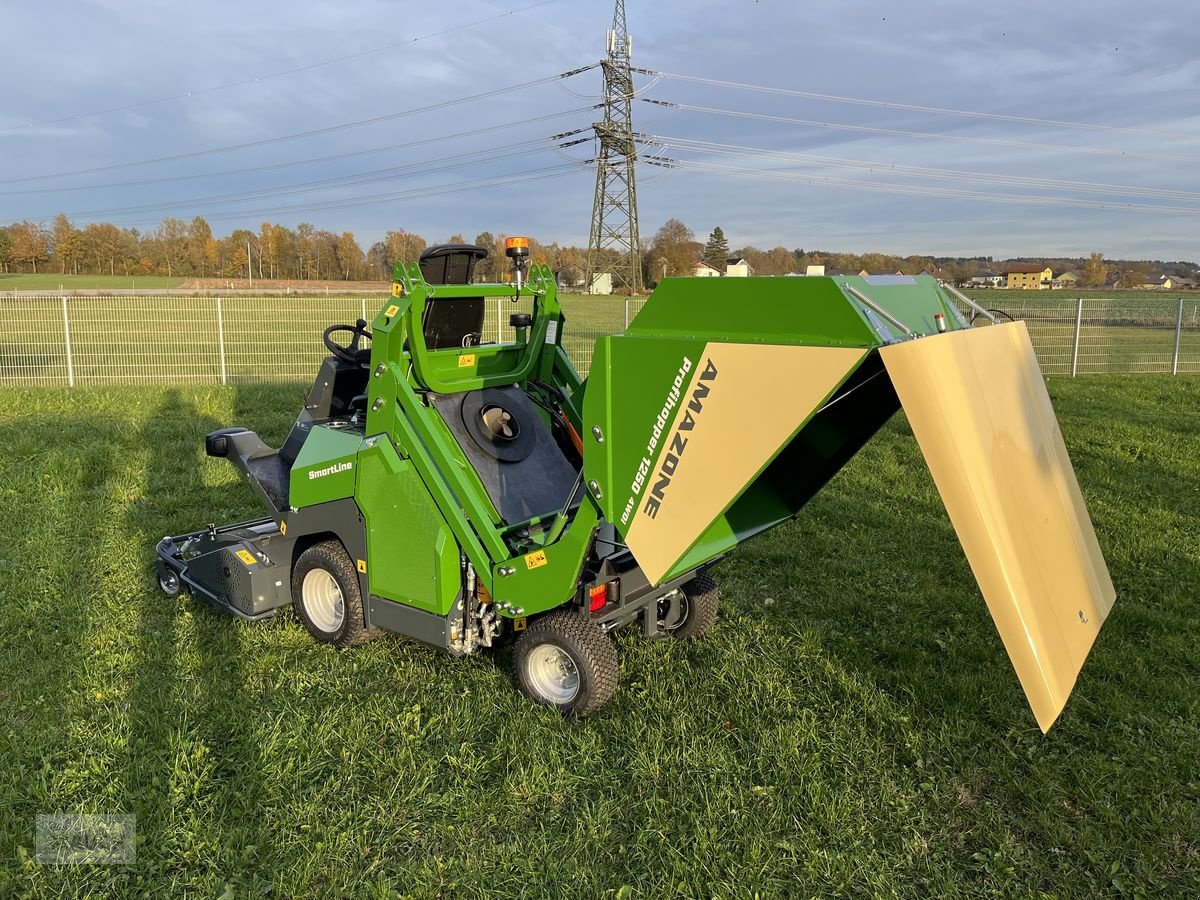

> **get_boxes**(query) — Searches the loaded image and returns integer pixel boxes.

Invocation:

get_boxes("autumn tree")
[702,226,729,271]
[646,218,697,282]
[336,232,364,280]
[0,227,12,273]
[1083,252,1106,288]
[473,231,496,281]
[52,214,82,275]
[9,221,49,273]
[189,217,214,276]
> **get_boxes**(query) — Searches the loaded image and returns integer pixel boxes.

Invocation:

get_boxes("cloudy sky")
[3,0,1198,259]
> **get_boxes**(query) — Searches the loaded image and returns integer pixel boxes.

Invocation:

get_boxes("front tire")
[514,610,618,715]
[292,540,380,648]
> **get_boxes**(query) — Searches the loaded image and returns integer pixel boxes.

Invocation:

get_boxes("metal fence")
[0,292,1195,387]
[0,293,648,387]
[954,296,1200,376]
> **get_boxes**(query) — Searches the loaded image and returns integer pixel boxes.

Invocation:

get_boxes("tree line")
[0,215,591,283]
[2,213,1193,288]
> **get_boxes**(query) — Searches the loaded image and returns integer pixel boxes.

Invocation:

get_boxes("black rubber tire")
[666,573,720,641]
[157,569,182,597]
[291,540,381,648]
[513,610,618,716]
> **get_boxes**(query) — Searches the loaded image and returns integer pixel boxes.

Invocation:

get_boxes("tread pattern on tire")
[515,609,619,716]
[671,572,719,641]
[292,539,382,649]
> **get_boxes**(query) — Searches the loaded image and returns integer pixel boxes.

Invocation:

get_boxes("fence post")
[496,299,504,342]
[216,296,228,385]
[1070,297,1083,377]
[361,298,367,323]
[624,298,629,328]
[1172,297,1184,376]
[61,294,75,388]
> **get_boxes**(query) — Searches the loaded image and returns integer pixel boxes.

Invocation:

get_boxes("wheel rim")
[159,571,180,595]
[525,643,580,704]
[302,568,345,633]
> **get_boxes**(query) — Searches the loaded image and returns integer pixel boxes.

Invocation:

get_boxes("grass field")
[0,376,1197,897]
[0,274,186,291]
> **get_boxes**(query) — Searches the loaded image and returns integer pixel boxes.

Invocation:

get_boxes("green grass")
[0,274,186,291]
[0,376,1196,897]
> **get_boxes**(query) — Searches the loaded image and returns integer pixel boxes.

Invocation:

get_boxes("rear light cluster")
[588,582,612,612]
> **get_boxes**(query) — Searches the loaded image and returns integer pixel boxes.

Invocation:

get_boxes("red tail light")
[588,582,609,612]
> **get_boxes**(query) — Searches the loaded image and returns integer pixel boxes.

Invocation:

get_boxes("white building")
[588,272,613,295]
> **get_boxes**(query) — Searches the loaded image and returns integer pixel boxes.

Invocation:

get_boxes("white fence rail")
[0,294,647,387]
[0,293,1194,387]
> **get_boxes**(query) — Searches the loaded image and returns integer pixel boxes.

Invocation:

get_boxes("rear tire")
[292,540,381,648]
[662,572,719,641]
[514,610,618,715]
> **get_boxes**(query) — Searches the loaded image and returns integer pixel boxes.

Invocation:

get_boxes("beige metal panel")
[880,321,1115,732]
[624,342,866,584]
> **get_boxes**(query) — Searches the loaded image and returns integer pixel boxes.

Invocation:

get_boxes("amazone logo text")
[642,358,718,520]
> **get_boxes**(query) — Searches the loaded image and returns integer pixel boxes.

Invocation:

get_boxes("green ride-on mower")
[157,239,1116,730]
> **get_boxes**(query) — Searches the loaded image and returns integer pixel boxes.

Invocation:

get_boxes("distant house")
[968,273,1005,288]
[692,259,723,277]
[1173,276,1198,290]
[725,257,753,277]
[1005,263,1053,290]
[1137,273,1176,290]
[1052,271,1081,289]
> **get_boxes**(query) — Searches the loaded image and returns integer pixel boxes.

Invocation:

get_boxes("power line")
[645,134,1200,202]
[108,163,585,228]
[0,107,596,196]
[645,99,1200,165]
[1,0,563,134]
[659,158,1200,215]
[637,68,1200,141]
[0,64,597,186]
[50,134,585,220]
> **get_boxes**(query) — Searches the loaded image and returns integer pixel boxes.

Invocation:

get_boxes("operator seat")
[418,244,489,349]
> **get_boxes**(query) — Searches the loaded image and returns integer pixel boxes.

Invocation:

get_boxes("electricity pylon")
[585,0,642,295]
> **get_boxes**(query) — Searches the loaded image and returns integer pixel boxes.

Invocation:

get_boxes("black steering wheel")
[323,319,372,365]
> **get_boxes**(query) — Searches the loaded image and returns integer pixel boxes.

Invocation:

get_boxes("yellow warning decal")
[524,550,547,569]
[384,303,400,318]
[513,617,527,631]
[279,521,287,535]
[390,282,404,298]
[356,559,367,574]
[458,354,476,368]
[235,549,256,566]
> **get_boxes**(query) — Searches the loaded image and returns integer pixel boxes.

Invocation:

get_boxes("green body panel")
[490,501,601,616]
[627,275,878,347]
[354,440,461,615]
[290,426,364,507]
[581,334,710,528]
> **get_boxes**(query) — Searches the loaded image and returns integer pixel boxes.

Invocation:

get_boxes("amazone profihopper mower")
[156,240,1115,729]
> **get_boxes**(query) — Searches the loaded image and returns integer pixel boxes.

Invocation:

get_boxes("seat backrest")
[421,297,486,350]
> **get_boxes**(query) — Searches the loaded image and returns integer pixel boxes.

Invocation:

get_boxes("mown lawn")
[0,274,186,291]
[0,376,1197,898]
